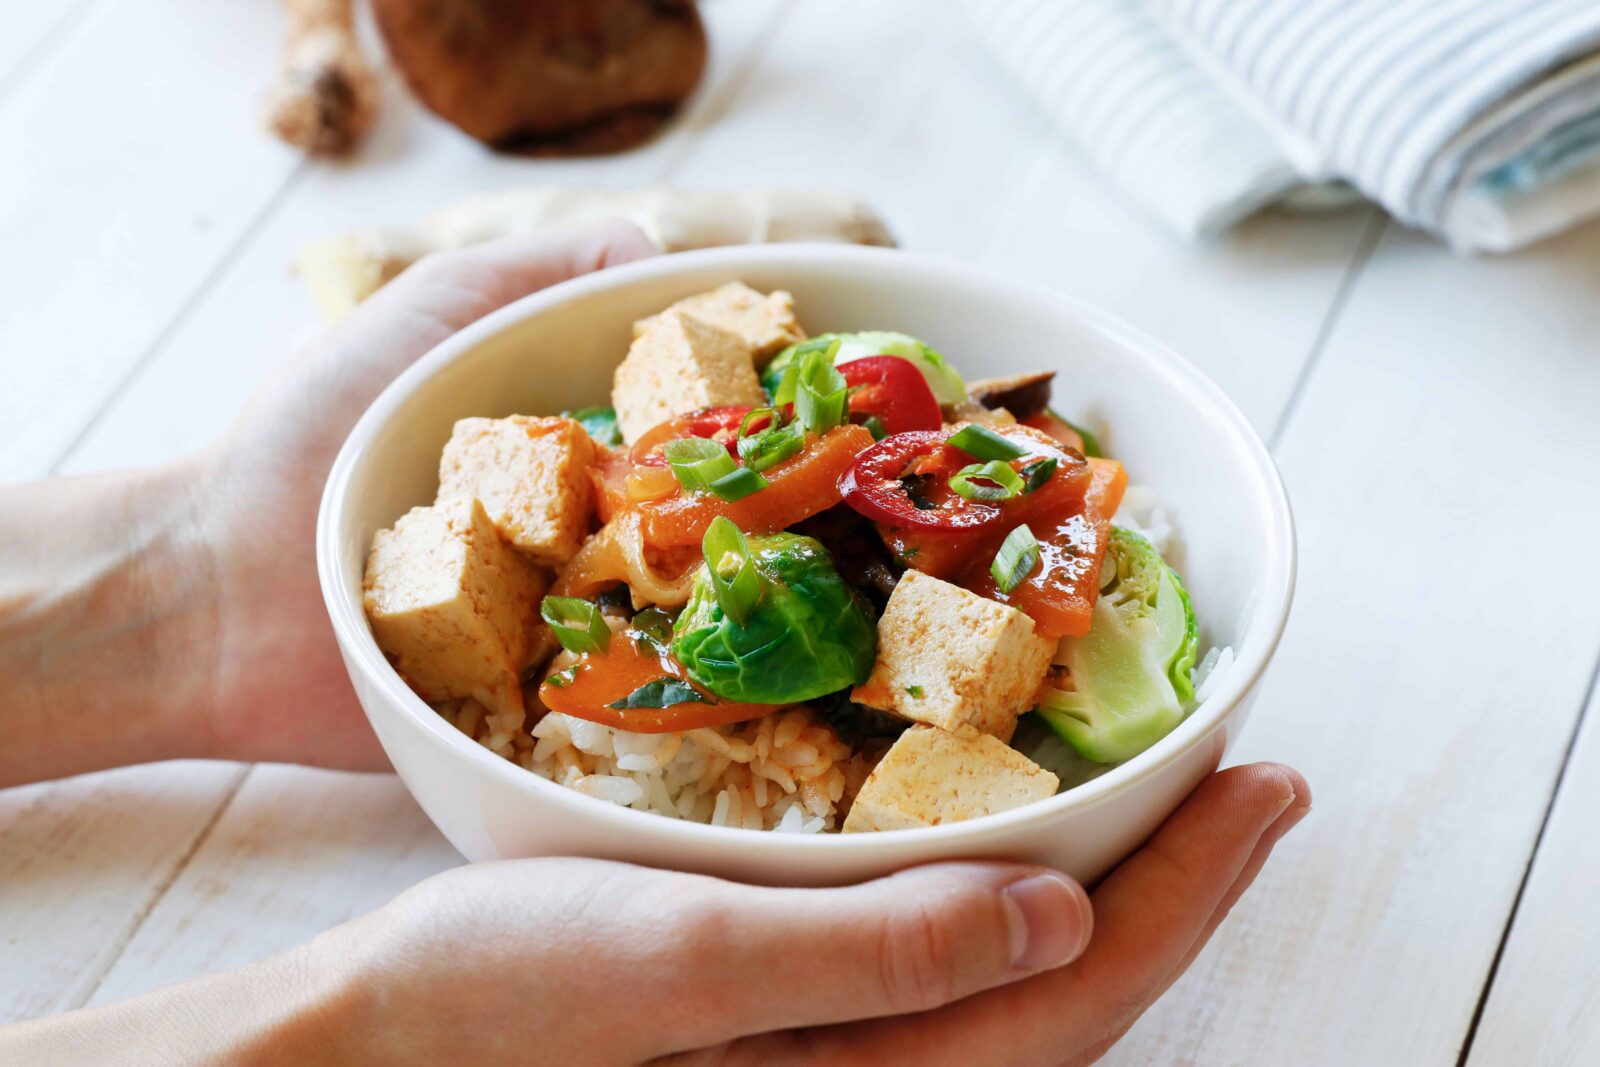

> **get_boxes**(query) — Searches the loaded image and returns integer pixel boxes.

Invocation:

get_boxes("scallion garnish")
[862,414,888,440]
[664,437,737,493]
[946,424,1028,462]
[1020,456,1058,494]
[707,465,769,501]
[540,596,612,655]
[631,606,674,649]
[609,677,709,710]
[737,421,805,472]
[738,406,781,439]
[773,338,840,406]
[949,460,1024,501]
[702,516,765,625]
[794,350,848,434]
[545,664,580,688]
[991,525,1041,593]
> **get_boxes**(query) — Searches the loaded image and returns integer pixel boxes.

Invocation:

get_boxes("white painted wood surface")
[3,1,1599,1063]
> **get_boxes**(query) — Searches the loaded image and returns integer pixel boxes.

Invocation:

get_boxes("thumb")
[639,861,1093,1051]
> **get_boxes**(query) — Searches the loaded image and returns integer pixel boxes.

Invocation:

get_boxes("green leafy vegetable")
[949,461,1024,501]
[631,607,674,649]
[1034,527,1199,764]
[609,678,709,710]
[540,597,612,656]
[946,424,1028,462]
[673,530,877,704]
[564,406,623,447]
[764,332,967,405]
[991,525,1041,593]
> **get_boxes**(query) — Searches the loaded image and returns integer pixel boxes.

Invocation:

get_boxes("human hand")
[259,763,1307,1066]
[191,221,658,769]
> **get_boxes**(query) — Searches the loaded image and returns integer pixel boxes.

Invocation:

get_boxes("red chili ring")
[838,430,1003,530]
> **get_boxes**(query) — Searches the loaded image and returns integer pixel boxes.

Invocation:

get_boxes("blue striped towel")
[960,0,1600,252]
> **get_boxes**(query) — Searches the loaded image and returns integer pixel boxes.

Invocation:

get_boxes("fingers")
[365,218,658,337]
[760,763,1307,1067]
[645,861,1093,1051]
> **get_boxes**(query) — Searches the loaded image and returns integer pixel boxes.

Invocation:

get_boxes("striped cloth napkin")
[960,0,1600,252]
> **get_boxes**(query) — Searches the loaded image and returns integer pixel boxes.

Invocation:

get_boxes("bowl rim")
[317,243,1296,854]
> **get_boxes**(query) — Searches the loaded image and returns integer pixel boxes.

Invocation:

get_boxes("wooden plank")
[0,0,304,484]
[56,0,789,476]
[1105,223,1600,1064]
[84,766,459,1008]
[663,0,1380,436]
[1464,659,1600,1066]
[0,0,102,95]
[0,763,246,1023]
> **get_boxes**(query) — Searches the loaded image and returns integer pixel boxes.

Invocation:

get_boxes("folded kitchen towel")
[961,0,1600,252]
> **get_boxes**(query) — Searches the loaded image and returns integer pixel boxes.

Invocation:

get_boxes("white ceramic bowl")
[317,244,1294,887]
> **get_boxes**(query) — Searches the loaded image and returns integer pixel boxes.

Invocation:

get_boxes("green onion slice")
[664,437,737,493]
[540,596,612,655]
[946,424,1028,461]
[949,460,1024,502]
[545,664,580,688]
[737,421,806,473]
[707,466,768,501]
[702,516,765,626]
[773,338,840,406]
[794,350,848,435]
[991,525,1041,593]
[861,414,888,440]
[739,406,782,439]
[1020,456,1058,494]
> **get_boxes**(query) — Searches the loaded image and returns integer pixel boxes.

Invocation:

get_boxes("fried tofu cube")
[363,498,547,718]
[852,570,1054,742]
[436,416,595,565]
[632,282,805,365]
[612,309,766,443]
[842,726,1059,832]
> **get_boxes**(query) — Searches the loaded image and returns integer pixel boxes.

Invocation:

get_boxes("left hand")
[192,220,657,768]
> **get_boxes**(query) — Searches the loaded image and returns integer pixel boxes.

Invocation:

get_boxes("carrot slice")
[962,457,1127,638]
[635,425,873,549]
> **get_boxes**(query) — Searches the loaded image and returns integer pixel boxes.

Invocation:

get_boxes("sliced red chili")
[837,356,943,436]
[629,406,760,467]
[838,431,1003,530]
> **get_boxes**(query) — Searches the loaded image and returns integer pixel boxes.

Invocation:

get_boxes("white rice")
[440,699,867,833]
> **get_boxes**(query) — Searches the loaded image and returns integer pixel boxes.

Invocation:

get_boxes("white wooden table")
[5,2,1600,1062]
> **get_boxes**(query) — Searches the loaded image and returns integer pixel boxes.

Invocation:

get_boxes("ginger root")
[296,187,896,321]
[372,0,706,155]
[261,0,380,155]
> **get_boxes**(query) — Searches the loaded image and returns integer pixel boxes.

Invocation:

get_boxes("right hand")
[298,763,1308,1065]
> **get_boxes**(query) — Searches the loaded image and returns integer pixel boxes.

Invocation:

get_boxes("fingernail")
[1002,872,1092,971]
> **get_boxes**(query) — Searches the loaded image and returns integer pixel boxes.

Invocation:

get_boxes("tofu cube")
[632,282,805,365]
[852,570,1054,742]
[612,309,766,443]
[363,498,547,718]
[437,415,595,565]
[842,726,1059,832]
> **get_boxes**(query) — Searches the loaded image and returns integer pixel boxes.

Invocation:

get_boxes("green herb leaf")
[1020,456,1058,494]
[702,516,765,626]
[664,437,737,494]
[540,596,612,655]
[949,461,1024,501]
[991,525,1041,593]
[563,406,622,447]
[631,607,675,649]
[946,424,1028,462]
[737,421,806,473]
[545,664,580,688]
[608,677,710,710]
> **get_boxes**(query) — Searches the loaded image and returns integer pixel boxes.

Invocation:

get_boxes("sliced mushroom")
[968,370,1055,419]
